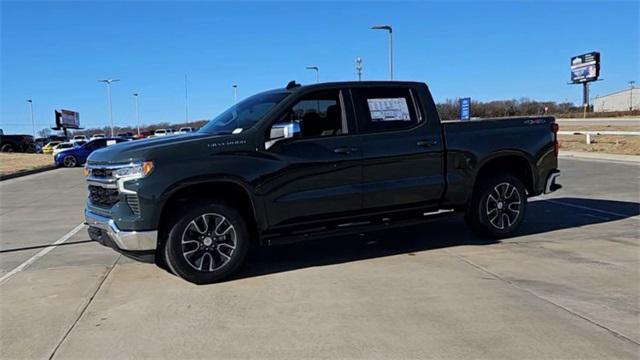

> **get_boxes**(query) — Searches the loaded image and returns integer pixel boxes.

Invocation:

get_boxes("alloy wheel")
[180,213,237,272]
[485,182,522,230]
[63,156,76,167]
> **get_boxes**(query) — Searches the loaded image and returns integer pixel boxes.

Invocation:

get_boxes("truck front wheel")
[465,175,527,239]
[163,200,249,284]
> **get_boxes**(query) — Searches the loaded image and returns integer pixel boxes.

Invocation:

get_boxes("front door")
[260,88,362,227]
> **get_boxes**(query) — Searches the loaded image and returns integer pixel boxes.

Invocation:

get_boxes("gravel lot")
[0,157,638,359]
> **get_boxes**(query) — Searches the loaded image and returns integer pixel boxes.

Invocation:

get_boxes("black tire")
[163,199,249,284]
[465,175,527,239]
[62,155,77,168]
[1,144,15,152]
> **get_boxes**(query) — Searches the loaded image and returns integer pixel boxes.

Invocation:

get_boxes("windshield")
[199,92,288,135]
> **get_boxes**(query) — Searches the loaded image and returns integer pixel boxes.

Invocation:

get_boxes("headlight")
[113,161,154,178]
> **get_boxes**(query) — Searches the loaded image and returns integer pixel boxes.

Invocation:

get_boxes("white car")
[52,141,84,156]
[178,127,195,134]
[90,134,106,141]
[154,129,172,137]
[71,135,89,142]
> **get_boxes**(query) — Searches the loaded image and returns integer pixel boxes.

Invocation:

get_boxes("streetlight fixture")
[26,99,35,138]
[306,66,319,83]
[98,79,120,137]
[629,80,636,111]
[133,93,140,136]
[371,25,393,80]
[232,84,238,102]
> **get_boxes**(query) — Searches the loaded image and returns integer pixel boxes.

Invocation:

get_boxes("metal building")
[593,88,639,112]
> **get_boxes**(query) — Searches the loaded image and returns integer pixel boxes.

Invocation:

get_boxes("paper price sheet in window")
[367,98,411,122]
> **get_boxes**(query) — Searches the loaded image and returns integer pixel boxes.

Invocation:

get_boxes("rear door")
[351,85,445,211]
[260,88,362,227]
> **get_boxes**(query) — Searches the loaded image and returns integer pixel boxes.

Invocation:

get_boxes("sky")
[1,1,638,134]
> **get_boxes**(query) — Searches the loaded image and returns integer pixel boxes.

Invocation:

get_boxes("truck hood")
[87,133,245,164]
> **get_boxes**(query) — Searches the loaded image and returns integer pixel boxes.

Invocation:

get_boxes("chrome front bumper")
[85,209,157,251]
[544,170,562,194]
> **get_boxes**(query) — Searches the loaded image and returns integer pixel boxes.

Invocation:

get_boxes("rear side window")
[353,87,421,133]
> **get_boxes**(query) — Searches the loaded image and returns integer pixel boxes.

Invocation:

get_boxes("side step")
[265,209,455,246]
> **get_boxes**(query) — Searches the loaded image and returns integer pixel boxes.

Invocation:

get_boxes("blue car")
[55,138,128,167]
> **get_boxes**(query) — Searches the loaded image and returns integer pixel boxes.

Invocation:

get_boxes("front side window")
[271,90,346,140]
[200,91,288,135]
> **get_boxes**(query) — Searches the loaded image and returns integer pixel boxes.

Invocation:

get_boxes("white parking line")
[0,223,85,285]
[546,199,633,219]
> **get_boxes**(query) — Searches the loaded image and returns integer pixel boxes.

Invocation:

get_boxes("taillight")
[551,122,559,155]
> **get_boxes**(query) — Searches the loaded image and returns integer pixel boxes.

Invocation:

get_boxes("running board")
[265,209,455,246]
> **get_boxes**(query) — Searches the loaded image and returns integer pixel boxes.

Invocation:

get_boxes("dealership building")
[593,87,639,112]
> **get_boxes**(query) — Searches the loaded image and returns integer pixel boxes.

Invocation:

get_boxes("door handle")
[334,146,356,154]
[417,140,438,148]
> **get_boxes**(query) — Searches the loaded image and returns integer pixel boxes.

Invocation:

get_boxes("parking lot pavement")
[1,159,639,359]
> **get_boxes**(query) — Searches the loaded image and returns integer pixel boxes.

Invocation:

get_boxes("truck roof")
[277,80,428,94]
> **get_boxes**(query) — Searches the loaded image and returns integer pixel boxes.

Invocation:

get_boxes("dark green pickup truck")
[84,81,561,283]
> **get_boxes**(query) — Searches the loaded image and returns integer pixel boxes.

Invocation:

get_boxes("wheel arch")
[155,178,261,261]
[471,151,536,196]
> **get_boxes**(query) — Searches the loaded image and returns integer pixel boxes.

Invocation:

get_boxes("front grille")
[88,185,119,208]
[125,194,141,215]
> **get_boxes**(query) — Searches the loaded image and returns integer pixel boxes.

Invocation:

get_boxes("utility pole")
[306,66,319,83]
[26,99,35,138]
[98,79,120,137]
[232,84,238,102]
[582,82,589,119]
[133,93,140,136]
[355,57,363,81]
[629,81,636,111]
[184,74,189,123]
[371,25,393,80]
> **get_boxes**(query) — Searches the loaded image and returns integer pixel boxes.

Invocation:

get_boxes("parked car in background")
[154,129,171,137]
[134,130,154,140]
[0,131,34,152]
[41,141,62,155]
[55,138,129,167]
[90,134,106,141]
[72,135,89,142]
[116,132,135,140]
[35,136,66,153]
[178,127,195,134]
[53,141,86,156]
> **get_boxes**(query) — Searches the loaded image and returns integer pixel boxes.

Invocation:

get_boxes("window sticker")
[106,140,117,146]
[367,98,411,122]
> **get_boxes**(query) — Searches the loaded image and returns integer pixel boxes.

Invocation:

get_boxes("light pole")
[306,66,319,83]
[355,57,363,81]
[371,25,393,80]
[184,74,189,123]
[98,79,120,137]
[133,93,140,136]
[629,81,636,111]
[232,84,238,102]
[26,99,35,138]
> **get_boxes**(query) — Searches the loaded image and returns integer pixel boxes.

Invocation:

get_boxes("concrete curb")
[0,165,58,181]
[560,151,640,163]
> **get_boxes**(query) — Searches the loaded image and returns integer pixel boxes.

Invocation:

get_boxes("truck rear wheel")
[465,175,527,239]
[163,200,249,284]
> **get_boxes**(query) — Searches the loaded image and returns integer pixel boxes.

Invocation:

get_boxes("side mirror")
[266,122,298,149]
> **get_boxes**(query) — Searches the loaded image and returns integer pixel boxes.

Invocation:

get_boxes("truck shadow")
[231,197,639,282]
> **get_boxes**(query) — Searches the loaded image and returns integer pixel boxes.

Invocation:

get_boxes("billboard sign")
[459,97,471,121]
[55,109,80,129]
[571,52,600,83]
